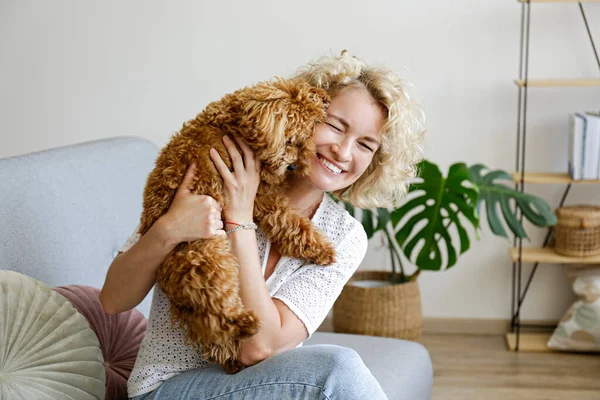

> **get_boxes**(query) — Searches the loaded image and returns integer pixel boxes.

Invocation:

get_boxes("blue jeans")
[130,344,388,400]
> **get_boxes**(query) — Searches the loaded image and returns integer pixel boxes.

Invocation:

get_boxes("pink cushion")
[53,285,147,400]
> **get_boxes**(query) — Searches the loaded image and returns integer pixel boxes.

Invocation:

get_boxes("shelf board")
[505,333,554,352]
[514,79,600,87]
[509,247,600,264]
[511,172,600,184]
[518,0,600,3]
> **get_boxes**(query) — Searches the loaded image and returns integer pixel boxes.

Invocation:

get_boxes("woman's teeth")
[318,155,343,175]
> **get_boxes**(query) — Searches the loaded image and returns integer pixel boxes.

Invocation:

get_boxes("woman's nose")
[331,141,352,162]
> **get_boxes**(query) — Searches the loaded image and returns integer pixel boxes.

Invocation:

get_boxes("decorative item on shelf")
[554,205,600,257]
[333,160,558,341]
[547,264,600,353]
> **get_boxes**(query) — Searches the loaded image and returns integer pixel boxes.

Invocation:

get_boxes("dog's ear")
[237,78,329,175]
[282,80,329,176]
[236,80,291,156]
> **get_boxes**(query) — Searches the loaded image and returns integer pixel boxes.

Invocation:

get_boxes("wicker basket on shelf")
[332,271,422,341]
[554,205,600,257]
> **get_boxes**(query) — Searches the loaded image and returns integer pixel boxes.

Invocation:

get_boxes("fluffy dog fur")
[138,78,336,373]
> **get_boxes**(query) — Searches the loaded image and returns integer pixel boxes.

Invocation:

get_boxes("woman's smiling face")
[307,87,385,193]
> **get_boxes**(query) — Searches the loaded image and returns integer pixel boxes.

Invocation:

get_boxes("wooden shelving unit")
[511,172,600,184]
[514,79,600,87]
[509,0,600,353]
[519,0,600,3]
[509,247,600,264]
[505,333,554,352]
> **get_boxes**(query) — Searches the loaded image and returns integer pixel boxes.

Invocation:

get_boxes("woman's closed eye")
[359,142,374,152]
[326,122,343,133]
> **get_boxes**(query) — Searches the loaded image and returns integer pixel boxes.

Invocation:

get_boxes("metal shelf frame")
[511,0,600,351]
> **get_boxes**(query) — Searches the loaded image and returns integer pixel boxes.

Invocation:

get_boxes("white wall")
[2,0,599,321]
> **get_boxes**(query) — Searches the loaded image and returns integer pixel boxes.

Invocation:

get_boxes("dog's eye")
[286,140,293,147]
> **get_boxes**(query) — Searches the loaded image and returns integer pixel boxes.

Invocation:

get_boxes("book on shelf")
[568,112,600,180]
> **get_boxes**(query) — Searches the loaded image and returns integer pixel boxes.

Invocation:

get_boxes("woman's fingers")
[210,148,234,184]
[214,217,223,230]
[231,136,256,171]
[205,198,225,237]
[210,197,223,213]
[222,135,245,172]
[206,206,224,234]
[175,162,196,197]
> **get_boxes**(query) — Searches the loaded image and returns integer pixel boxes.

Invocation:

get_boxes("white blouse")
[123,194,368,397]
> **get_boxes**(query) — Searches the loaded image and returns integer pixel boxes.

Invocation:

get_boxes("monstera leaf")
[338,159,557,281]
[390,160,479,271]
[467,164,557,239]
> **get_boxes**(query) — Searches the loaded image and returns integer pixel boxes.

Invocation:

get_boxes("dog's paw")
[223,359,245,374]
[235,311,260,339]
[312,242,336,266]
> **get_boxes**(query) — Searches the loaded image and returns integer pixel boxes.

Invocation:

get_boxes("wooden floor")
[419,334,600,400]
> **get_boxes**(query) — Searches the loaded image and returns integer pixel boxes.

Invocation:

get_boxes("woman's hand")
[159,162,225,244]
[210,135,261,224]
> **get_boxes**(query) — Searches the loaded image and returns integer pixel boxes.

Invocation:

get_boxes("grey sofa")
[0,136,433,400]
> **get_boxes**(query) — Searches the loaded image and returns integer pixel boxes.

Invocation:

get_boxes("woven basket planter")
[332,270,422,341]
[554,205,600,257]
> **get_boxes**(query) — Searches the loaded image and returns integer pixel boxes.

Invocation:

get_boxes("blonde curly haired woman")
[100,50,425,400]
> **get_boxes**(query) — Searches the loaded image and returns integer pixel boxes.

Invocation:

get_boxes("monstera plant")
[343,160,558,284]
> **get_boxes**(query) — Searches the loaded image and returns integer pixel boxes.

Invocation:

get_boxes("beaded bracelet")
[225,222,258,235]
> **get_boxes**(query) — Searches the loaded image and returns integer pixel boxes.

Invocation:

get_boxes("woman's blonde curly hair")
[293,50,425,209]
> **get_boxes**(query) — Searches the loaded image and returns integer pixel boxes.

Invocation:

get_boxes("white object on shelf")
[582,112,600,180]
[568,112,600,180]
[569,113,583,180]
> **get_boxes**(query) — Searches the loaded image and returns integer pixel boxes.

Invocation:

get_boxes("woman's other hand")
[210,135,261,224]
[160,162,225,244]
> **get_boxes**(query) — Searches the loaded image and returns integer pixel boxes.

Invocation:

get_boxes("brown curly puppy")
[138,78,336,373]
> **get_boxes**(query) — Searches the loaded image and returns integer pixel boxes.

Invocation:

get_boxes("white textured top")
[123,195,368,397]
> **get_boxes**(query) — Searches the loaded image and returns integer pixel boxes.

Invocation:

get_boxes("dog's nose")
[287,164,297,171]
